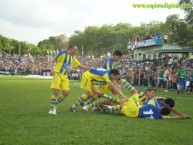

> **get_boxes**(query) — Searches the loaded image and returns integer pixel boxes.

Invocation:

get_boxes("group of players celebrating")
[48,44,190,120]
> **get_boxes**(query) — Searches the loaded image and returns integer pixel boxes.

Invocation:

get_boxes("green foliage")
[0,77,193,145]
[37,35,68,55]
[0,35,40,55]
[165,14,193,46]
[38,39,53,55]
[179,0,193,26]
[69,23,133,56]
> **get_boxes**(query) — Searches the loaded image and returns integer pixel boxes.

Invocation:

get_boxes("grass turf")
[0,76,193,145]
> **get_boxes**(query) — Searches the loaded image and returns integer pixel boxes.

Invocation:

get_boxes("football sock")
[121,79,135,92]
[71,94,88,108]
[83,93,99,106]
[50,95,57,109]
[105,105,121,114]
[56,95,67,104]
[103,94,120,103]
[88,102,98,108]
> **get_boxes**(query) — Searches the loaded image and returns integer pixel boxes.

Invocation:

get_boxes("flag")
[130,38,137,50]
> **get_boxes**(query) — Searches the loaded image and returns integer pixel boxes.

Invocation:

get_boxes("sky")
[0,0,187,45]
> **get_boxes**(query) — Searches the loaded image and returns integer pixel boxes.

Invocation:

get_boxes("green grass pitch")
[0,76,193,145]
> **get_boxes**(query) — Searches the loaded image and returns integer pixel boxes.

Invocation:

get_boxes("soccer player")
[155,97,188,116]
[70,68,127,112]
[103,93,190,119]
[48,44,95,115]
[82,51,123,110]
[99,50,123,96]
[103,50,122,70]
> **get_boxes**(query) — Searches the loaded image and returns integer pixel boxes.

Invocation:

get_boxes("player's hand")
[90,67,96,70]
[182,115,191,119]
[121,96,129,102]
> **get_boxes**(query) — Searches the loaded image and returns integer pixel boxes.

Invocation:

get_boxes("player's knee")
[62,91,69,97]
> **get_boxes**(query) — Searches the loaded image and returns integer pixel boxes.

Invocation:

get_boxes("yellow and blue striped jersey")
[138,90,147,102]
[54,50,80,75]
[146,98,161,109]
[103,57,116,70]
[89,68,112,85]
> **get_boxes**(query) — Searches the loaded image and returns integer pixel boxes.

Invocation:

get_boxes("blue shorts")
[179,80,186,89]
[158,79,164,86]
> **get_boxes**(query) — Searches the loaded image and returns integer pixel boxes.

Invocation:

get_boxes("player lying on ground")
[103,93,191,119]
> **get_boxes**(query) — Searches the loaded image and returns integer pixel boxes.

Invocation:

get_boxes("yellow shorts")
[51,72,69,90]
[121,94,142,118]
[98,84,111,93]
[80,71,95,92]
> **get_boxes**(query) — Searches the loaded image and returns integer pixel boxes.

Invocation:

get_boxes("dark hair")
[145,88,156,93]
[160,106,171,115]
[165,98,175,108]
[110,69,120,75]
[114,50,122,57]
[68,44,77,50]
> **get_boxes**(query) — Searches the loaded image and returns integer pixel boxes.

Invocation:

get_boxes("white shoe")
[49,107,56,115]
[83,105,89,111]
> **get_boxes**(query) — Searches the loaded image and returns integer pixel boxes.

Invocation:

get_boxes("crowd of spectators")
[0,51,192,93]
[0,53,50,75]
[132,31,162,43]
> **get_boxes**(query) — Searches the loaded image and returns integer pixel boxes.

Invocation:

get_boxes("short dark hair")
[145,88,156,93]
[68,44,77,50]
[110,69,120,75]
[113,50,122,57]
[160,106,171,115]
[165,98,175,108]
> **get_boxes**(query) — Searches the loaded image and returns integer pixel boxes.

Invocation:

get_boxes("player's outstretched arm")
[78,64,96,70]
[170,115,191,119]
[109,82,127,99]
[171,108,184,115]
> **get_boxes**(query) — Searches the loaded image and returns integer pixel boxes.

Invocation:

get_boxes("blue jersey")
[138,105,163,119]
[144,98,161,109]
[103,57,116,70]
[157,99,164,108]
[89,69,110,76]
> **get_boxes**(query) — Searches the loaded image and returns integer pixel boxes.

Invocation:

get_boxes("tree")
[179,0,193,26]
[38,40,53,55]
[165,14,193,46]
